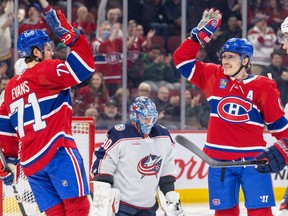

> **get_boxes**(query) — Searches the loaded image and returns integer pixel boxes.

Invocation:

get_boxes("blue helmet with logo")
[222,38,254,62]
[17,30,50,58]
[129,96,158,135]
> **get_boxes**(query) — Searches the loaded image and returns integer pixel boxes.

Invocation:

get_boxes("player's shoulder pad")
[107,122,140,141]
[150,124,171,137]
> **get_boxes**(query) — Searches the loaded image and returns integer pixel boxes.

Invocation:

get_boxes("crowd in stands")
[2,0,288,130]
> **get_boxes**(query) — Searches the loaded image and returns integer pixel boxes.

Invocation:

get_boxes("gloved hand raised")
[256,138,288,173]
[191,8,222,44]
[45,10,80,46]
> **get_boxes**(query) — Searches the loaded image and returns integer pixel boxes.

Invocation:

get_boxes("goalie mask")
[17,30,51,58]
[129,96,158,136]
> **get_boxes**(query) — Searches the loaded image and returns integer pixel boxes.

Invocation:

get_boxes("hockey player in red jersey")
[173,8,288,216]
[0,9,95,215]
[255,17,288,216]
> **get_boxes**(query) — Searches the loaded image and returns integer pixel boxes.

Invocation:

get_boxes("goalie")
[173,8,288,216]
[91,96,184,216]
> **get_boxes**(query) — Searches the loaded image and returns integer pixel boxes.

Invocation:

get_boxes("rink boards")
[95,130,287,203]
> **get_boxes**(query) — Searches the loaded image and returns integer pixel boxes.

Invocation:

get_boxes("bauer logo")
[24,30,35,37]
[212,199,220,205]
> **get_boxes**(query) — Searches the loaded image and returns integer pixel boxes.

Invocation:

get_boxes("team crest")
[137,154,162,178]
[114,124,125,131]
[219,79,228,89]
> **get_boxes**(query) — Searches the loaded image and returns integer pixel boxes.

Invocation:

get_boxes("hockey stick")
[0,149,28,216]
[175,135,267,167]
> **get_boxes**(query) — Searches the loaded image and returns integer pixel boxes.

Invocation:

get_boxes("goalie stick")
[0,149,28,216]
[175,135,267,167]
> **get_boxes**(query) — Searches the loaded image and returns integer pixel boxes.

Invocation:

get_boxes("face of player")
[43,43,54,60]
[282,33,288,54]
[221,51,243,76]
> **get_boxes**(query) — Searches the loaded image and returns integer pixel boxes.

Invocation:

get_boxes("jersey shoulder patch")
[114,124,125,131]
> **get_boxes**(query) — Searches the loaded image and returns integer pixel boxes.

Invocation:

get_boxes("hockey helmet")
[129,96,158,135]
[222,38,254,62]
[281,17,288,34]
[17,30,50,58]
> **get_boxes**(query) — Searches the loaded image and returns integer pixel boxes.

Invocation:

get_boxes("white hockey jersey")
[92,122,177,208]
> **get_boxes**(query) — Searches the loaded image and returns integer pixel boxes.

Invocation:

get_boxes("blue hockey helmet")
[129,96,158,135]
[17,30,50,58]
[222,38,254,62]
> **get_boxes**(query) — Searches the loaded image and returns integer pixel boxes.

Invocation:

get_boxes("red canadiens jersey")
[173,38,288,160]
[0,35,95,176]
[92,38,122,84]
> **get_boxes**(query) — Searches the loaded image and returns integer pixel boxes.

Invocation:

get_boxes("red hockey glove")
[255,138,288,173]
[0,157,19,185]
[46,10,80,46]
[191,8,222,44]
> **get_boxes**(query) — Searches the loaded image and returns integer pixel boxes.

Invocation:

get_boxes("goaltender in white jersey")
[91,96,184,216]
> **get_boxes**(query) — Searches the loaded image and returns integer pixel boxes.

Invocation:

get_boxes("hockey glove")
[0,157,19,185]
[46,10,80,46]
[191,8,222,44]
[158,190,184,216]
[255,138,288,173]
[91,181,120,215]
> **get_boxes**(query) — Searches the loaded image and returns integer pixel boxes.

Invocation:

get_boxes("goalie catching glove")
[191,8,222,44]
[256,138,288,173]
[0,156,19,186]
[45,10,80,46]
[158,190,184,216]
[91,181,120,216]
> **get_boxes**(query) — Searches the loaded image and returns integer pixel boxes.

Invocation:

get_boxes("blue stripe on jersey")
[204,144,263,153]
[267,116,288,131]
[9,89,71,129]
[94,55,106,62]
[21,133,74,168]
[0,116,17,134]
[177,60,195,79]
[66,53,93,82]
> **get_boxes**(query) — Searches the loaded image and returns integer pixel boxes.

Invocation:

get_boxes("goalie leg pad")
[91,181,120,216]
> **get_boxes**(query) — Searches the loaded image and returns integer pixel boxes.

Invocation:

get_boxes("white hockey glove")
[158,190,184,216]
[276,209,288,216]
[90,181,120,216]
[191,8,222,44]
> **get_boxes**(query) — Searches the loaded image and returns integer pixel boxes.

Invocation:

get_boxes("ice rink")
[156,202,281,216]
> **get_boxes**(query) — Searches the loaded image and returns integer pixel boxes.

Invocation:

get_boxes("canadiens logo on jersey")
[137,154,162,178]
[217,96,252,122]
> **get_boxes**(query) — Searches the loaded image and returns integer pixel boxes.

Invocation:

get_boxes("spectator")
[247,12,278,74]
[163,0,182,35]
[54,42,67,61]
[91,21,123,96]
[77,72,109,115]
[96,98,122,130]
[136,82,152,98]
[18,0,53,38]
[0,0,13,78]
[267,0,288,32]
[143,45,178,92]
[127,19,155,89]
[84,107,98,123]
[111,87,132,113]
[261,50,288,107]
[0,76,9,94]
[142,0,168,37]
[152,86,173,120]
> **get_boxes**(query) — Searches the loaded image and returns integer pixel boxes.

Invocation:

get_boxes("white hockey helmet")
[14,58,27,75]
[281,17,288,33]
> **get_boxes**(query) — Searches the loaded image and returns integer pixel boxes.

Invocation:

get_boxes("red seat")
[151,36,166,52]
[167,36,182,53]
